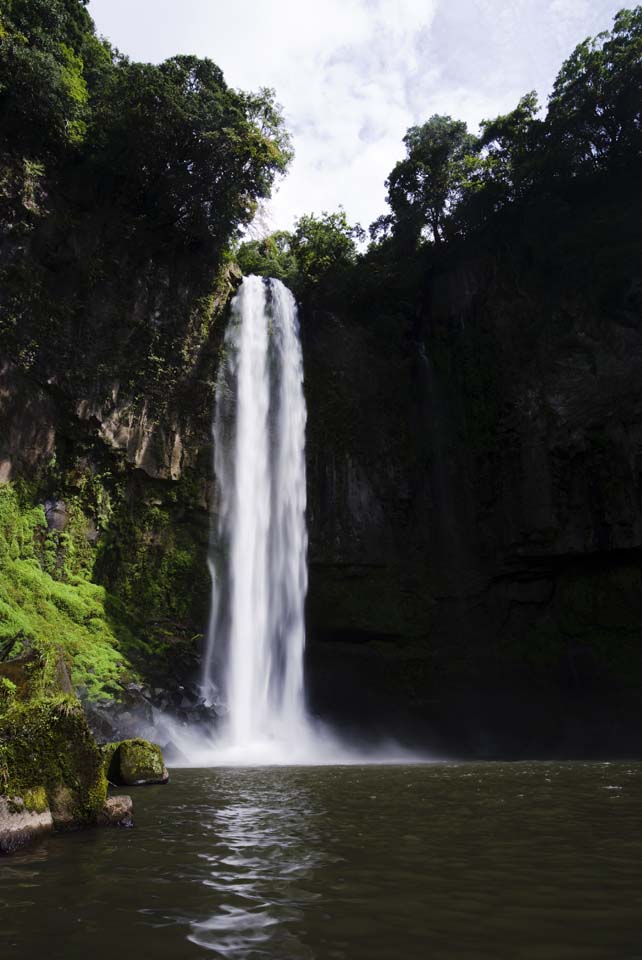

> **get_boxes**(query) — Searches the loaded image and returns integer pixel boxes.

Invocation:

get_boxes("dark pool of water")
[1,762,641,959]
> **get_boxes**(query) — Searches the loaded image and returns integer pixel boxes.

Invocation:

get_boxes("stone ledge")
[0,795,53,855]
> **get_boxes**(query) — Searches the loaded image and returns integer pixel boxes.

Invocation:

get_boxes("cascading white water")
[202,275,308,756]
[169,273,421,765]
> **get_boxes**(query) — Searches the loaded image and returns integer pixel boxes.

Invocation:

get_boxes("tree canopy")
[236,210,364,301]
[372,6,642,253]
[88,58,291,248]
[546,6,642,176]
[384,116,476,246]
[0,0,292,252]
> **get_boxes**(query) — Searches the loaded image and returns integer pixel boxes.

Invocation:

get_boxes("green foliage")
[0,483,138,700]
[3,0,94,52]
[237,210,364,303]
[373,7,642,251]
[384,115,477,246]
[236,230,298,284]
[290,210,364,291]
[0,677,16,710]
[88,58,292,250]
[0,0,292,415]
[0,0,95,155]
[464,92,542,219]
[547,6,642,176]
[94,472,209,682]
[0,0,291,252]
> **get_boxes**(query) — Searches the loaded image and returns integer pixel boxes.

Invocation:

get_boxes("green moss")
[0,696,107,824]
[95,472,209,681]
[100,741,120,774]
[0,458,210,702]
[22,785,48,814]
[0,483,140,700]
[105,738,168,786]
[0,678,16,710]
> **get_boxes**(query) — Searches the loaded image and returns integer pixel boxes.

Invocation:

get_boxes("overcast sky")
[87,0,625,233]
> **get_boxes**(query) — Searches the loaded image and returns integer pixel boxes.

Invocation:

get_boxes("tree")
[1,0,94,53]
[289,210,364,292]
[0,0,97,155]
[236,230,297,284]
[477,93,541,203]
[546,6,642,176]
[88,57,292,250]
[384,115,477,246]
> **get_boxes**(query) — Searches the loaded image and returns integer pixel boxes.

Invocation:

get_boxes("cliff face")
[0,161,239,714]
[3,163,642,755]
[303,250,642,756]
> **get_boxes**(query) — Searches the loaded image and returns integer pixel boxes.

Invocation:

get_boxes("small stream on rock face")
[1,762,641,960]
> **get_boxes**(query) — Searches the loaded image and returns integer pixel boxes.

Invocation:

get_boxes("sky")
[87,0,626,234]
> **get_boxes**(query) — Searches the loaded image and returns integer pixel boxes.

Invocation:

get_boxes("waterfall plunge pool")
[1,761,640,960]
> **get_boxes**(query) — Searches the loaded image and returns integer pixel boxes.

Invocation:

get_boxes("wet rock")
[84,677,221,749]
[83,686,154,743]
[104,738,169,786]
[0,793,53,854]
[98,795,134,828]
[44,499,68,531]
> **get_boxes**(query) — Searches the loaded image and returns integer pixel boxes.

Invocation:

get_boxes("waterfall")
[202,275,308,754]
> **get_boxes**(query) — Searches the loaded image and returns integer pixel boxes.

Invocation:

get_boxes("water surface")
[1,762,640,959]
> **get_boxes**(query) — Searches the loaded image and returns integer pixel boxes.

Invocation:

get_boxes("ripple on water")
[0,762,641,960]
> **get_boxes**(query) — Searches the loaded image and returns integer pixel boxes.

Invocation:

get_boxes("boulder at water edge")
[0,697,108,853]
[104,738,169,786]
[98,795,134,828]
[0,791,53,854]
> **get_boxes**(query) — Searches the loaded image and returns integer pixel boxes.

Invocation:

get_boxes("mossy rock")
[104,738,169,786]
[0,696,107,828]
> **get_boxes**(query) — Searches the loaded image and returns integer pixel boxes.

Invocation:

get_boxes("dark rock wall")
[303,256,642,755]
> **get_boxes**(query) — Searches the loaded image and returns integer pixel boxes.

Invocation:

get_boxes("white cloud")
[87,0,625,233]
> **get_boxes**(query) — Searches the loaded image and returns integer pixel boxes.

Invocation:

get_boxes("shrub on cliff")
[0,0,106,155]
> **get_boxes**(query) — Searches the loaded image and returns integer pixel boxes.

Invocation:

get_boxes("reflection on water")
[189,775,322,958]
[1,763,641,960]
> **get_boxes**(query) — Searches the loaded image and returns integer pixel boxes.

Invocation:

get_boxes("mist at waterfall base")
[164,276,423,766]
